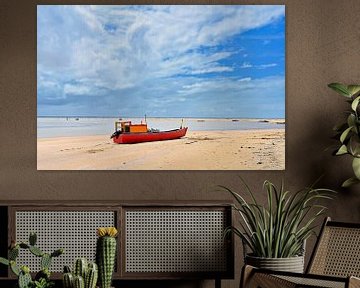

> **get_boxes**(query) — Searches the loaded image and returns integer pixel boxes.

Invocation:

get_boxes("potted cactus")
[96,227,118,288]
[0,232,63,288]
[62,258,98,288]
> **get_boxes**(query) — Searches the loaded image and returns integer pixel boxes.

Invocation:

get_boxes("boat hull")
[112,127,188,144]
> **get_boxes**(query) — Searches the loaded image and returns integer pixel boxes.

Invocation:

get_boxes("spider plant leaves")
[222,180,335,258]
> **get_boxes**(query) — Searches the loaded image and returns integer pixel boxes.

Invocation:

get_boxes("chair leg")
[240,265,255,288]
[215,278,221,288]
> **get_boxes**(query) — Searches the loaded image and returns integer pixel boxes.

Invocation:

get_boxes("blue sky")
[37,5,285,118]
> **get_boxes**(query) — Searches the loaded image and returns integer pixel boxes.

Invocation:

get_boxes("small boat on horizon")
[110,119,188,144]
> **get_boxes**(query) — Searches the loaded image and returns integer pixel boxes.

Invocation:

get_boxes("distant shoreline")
[37,117,285,139]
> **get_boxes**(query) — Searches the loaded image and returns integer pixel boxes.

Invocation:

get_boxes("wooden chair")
[241,217,360,288]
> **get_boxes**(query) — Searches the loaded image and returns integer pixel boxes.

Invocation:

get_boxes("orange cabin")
[116,121,148,133]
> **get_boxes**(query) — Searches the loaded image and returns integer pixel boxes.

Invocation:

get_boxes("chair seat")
[277,274,346,288]
[243,266,360,288]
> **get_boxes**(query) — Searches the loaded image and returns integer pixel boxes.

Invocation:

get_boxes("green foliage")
[18,270,32,288]
[0,257,9,266]
[32,278,54,288]
[0,233,64,288]
[222,179,335,258]
[329,82,360,187]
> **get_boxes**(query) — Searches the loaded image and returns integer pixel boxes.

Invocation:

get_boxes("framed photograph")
[37,5,285,170]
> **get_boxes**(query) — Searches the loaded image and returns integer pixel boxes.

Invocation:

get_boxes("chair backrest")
[307,217,360,277]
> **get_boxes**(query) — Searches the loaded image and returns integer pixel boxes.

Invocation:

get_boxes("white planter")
[245,254,305,273]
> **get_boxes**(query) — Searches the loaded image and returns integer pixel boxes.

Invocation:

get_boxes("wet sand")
[37,129,285,170]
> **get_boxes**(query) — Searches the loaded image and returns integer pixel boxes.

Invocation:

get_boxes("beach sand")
[37,129,285,170]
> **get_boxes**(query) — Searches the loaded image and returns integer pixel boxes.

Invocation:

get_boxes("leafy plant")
[32,278,54,288]
[221,179,334,258]
[328,83,360,187]
[0,232,63,288]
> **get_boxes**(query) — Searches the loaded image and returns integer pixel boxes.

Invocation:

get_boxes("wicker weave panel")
[15,211,115,272]
[125,210,227,273]
[310,226,360,277]
[277,275,345,288]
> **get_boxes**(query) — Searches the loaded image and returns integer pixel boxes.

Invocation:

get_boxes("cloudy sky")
[37,5,285,118]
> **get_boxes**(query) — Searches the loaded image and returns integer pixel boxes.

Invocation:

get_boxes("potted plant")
[328,83,360,187]
[0,232,63,288]
[222,179,334,273]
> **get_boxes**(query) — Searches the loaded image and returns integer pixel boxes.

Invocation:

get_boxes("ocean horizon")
[37,117,285,138]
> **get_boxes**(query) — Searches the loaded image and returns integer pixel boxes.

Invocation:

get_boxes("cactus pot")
[245,254,304,273]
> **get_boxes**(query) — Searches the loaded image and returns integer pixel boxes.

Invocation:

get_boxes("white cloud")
[190,67,233,74]
[37,5,285,117]
[64,84,92,95]
[38,5,284,93]
[240,62,253,68]
[258,63,278,69]
[238,77,252,82]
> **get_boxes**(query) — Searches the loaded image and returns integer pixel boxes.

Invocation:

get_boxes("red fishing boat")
[110,119,188,144]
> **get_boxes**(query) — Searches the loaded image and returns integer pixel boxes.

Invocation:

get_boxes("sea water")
[37,117,284,138]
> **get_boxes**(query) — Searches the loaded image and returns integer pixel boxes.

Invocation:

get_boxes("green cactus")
[19,243,30,249]
[96,228,117,288]
[63,259,98,288]
[10,260,21,276]
[73,275,85,288]
[63,272,74,288]
[64,265,72,273]
[85,263,98,288]
[29,245,44,257]
[29,232,37,246]
[74,258,88,279]
[35,268,51,281]
[0,232,63,288]
[18,269,32,288]
[41,253,52,270]
[51,248,64,258]
[9,246,19,260]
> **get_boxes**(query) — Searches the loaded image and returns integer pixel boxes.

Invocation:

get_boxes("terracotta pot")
[245,254,304,273]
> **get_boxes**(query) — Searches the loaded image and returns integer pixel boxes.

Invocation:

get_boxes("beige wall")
[1,1,360,287]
